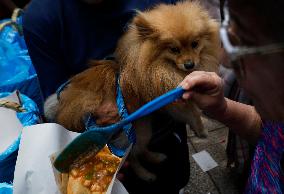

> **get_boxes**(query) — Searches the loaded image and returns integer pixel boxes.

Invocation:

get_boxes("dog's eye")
[191,41,198,49]
[169,47,180,54]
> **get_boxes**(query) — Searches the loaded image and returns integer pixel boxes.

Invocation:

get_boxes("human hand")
[179,71,227,118]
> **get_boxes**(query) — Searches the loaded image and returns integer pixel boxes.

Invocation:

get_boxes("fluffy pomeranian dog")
[45,1,220,182]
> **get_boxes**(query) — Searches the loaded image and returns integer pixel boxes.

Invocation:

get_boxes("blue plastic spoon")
[54,87,185,173]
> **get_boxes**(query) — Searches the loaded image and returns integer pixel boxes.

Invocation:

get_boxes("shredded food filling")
[69,146,121,193]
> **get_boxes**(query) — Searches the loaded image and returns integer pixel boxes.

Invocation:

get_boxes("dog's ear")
[132,11,157,40]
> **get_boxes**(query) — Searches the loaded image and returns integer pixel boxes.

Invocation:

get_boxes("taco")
[55,146,121,194]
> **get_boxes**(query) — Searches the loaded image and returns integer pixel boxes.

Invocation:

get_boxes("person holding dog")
[23,0,201,193]
[180,0,284,192]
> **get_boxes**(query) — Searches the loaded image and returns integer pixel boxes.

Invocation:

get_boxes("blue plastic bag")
[0,40,30,87]
[0,12,43,113]
[0,183,12,194]
[0,92,40,184]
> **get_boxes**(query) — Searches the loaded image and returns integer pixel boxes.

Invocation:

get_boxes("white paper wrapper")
[13,123,129,194]
[106,145,131,194]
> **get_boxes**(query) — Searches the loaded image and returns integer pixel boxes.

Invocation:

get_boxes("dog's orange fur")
[56,60,120,131]
[117,1,220,109]
[53,1,220,181]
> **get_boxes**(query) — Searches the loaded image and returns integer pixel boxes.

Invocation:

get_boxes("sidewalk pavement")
[184,116,240,194]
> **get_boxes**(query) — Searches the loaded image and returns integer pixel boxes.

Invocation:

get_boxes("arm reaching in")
[179,71,261,144]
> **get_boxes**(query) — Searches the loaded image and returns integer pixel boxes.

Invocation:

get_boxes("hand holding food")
[179,71,227,118]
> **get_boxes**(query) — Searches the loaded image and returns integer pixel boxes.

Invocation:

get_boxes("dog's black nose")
[184,61,195,69]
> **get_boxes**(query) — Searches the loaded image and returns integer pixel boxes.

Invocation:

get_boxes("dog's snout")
[184,61,195,70]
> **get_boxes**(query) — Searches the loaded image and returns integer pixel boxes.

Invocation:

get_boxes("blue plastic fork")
[54,87,185,173]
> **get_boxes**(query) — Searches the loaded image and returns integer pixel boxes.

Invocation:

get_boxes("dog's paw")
[138,170,157,182]
[132,162,157,182]
[145,151,167,164]
[151,152,167,163]
[195,129,208,138]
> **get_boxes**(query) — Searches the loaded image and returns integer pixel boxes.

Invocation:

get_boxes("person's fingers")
[179,71,209,89]
[190,92,212,107]
[179,71,220,92]
[182,91,192,100]
[180,71,222,102]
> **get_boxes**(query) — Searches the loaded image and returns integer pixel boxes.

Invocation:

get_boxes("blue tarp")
[0,15,43,113]
[0,13,42,191]
[0,183,12,194]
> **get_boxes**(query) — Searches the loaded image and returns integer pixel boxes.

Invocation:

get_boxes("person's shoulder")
[23,0,66,37]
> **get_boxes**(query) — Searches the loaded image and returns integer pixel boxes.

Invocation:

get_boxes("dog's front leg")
[129,116,166,182]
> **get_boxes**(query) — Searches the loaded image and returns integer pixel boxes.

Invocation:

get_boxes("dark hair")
[227,0,284,42]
